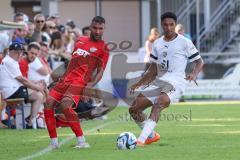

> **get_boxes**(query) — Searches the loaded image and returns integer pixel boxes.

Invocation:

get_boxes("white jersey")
[28,57,50,85]
[0,55,23,99]
[150,34,201,92]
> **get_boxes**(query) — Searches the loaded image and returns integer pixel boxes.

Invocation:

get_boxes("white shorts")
[140,80,182,104]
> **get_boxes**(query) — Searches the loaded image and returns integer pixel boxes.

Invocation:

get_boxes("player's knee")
[156,94,170,108]
[59,97,74,111]
[44,97,55,109]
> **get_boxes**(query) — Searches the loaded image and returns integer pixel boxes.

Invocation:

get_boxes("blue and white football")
[117,132,137,150]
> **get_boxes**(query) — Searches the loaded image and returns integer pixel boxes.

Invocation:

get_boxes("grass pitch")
[0,102,240,160]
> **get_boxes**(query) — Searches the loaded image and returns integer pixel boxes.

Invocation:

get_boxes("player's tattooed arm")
[185,58,204,84]
[87,68,105,88]
[129,62,157,94]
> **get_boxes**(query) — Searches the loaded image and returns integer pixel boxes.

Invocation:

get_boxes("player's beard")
[91,34,102,41]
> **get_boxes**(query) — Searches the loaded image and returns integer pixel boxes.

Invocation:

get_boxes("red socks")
[62,107,83,137]
[44,108,57,138]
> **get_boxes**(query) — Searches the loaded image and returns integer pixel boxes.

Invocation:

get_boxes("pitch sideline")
[18,121,117,160]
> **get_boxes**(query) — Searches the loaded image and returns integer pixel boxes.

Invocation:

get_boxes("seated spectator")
[0,42,45,128]
[0,92,7,128]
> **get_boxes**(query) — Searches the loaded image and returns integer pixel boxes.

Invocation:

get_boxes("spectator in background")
[14,12,24,22]
[82,26,91,37]
[47,14,60,27]
[50,31,71,61]
[31,14,46,42]
[25,21,35,44]
[39,41,52,80]
[42,20,57,45]
[63,25,75,55]
[138,27,160,74]
[175,24,192,40]
[18,42,47,128]
[66,19,81,40]
[0,30,10,57]
[12,22,28,45]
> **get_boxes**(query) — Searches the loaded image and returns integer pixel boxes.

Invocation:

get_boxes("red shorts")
[49,82,85,105]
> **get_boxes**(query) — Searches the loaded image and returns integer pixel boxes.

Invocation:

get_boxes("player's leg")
[137,92,170,145]
[129,93,152,129]
[58,96,89,148]
[28,91,44,127]
[44,96,59,148]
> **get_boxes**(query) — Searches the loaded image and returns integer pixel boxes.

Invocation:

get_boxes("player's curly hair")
[161,12,177,22]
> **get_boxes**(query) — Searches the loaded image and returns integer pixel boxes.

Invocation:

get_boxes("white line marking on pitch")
[18,121,117,160]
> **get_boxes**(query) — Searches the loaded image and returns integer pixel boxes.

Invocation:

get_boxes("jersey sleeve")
[149,41,158,63]
[186,39,201,62]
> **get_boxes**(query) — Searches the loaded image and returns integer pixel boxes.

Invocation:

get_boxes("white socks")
[136,120,155,138]
[51,137,58,145]
[137,119,157,143]
[77,136,86,144]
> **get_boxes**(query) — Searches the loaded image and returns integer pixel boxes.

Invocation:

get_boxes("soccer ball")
[117,132,137,150]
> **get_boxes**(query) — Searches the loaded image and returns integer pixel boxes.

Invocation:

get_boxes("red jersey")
[19,58,29,78]
[59,36,109,85]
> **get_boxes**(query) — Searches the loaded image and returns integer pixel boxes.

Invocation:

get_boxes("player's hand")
[129,83,141,95]
[185,73,198,86]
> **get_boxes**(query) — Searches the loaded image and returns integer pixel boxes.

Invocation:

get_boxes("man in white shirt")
[0,42,45,128]
[129,12,204,146]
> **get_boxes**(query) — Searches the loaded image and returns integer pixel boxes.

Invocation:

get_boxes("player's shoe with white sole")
[49,142,60,149]
[74,142,90,149]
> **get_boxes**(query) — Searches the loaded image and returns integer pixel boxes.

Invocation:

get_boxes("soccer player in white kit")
[129,12,204,146]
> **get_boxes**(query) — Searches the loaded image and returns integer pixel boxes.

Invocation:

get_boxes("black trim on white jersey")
[150,54,158,60]
[188,52,199,60]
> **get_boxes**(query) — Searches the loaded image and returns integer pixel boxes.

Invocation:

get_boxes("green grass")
[1,103,240,160]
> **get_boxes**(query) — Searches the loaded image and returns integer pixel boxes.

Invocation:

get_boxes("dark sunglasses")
[36,20,45,23]
[49,26,56,29]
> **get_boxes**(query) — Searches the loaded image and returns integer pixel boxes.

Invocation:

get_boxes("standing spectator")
[14,12,24,22]
[175,24,192,40]
[0,30,10,57]
[139,28,160,74]
[25,21,35,44]
[47,14,61,27]
[66,20,81,39]
[31,14,46,42]
[12,22,28,45]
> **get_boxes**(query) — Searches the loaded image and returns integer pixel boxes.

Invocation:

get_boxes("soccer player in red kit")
[44,16,109,149]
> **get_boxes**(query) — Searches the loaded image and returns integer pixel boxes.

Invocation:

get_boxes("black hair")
[82,26,90,34]
[27,42,40,51]
[161,12,177,22]
[15,12,24,18]
[91,16,105,24]
[14,12,24,20]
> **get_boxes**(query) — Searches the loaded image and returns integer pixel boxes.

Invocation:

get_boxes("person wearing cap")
[0,43,45,127]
